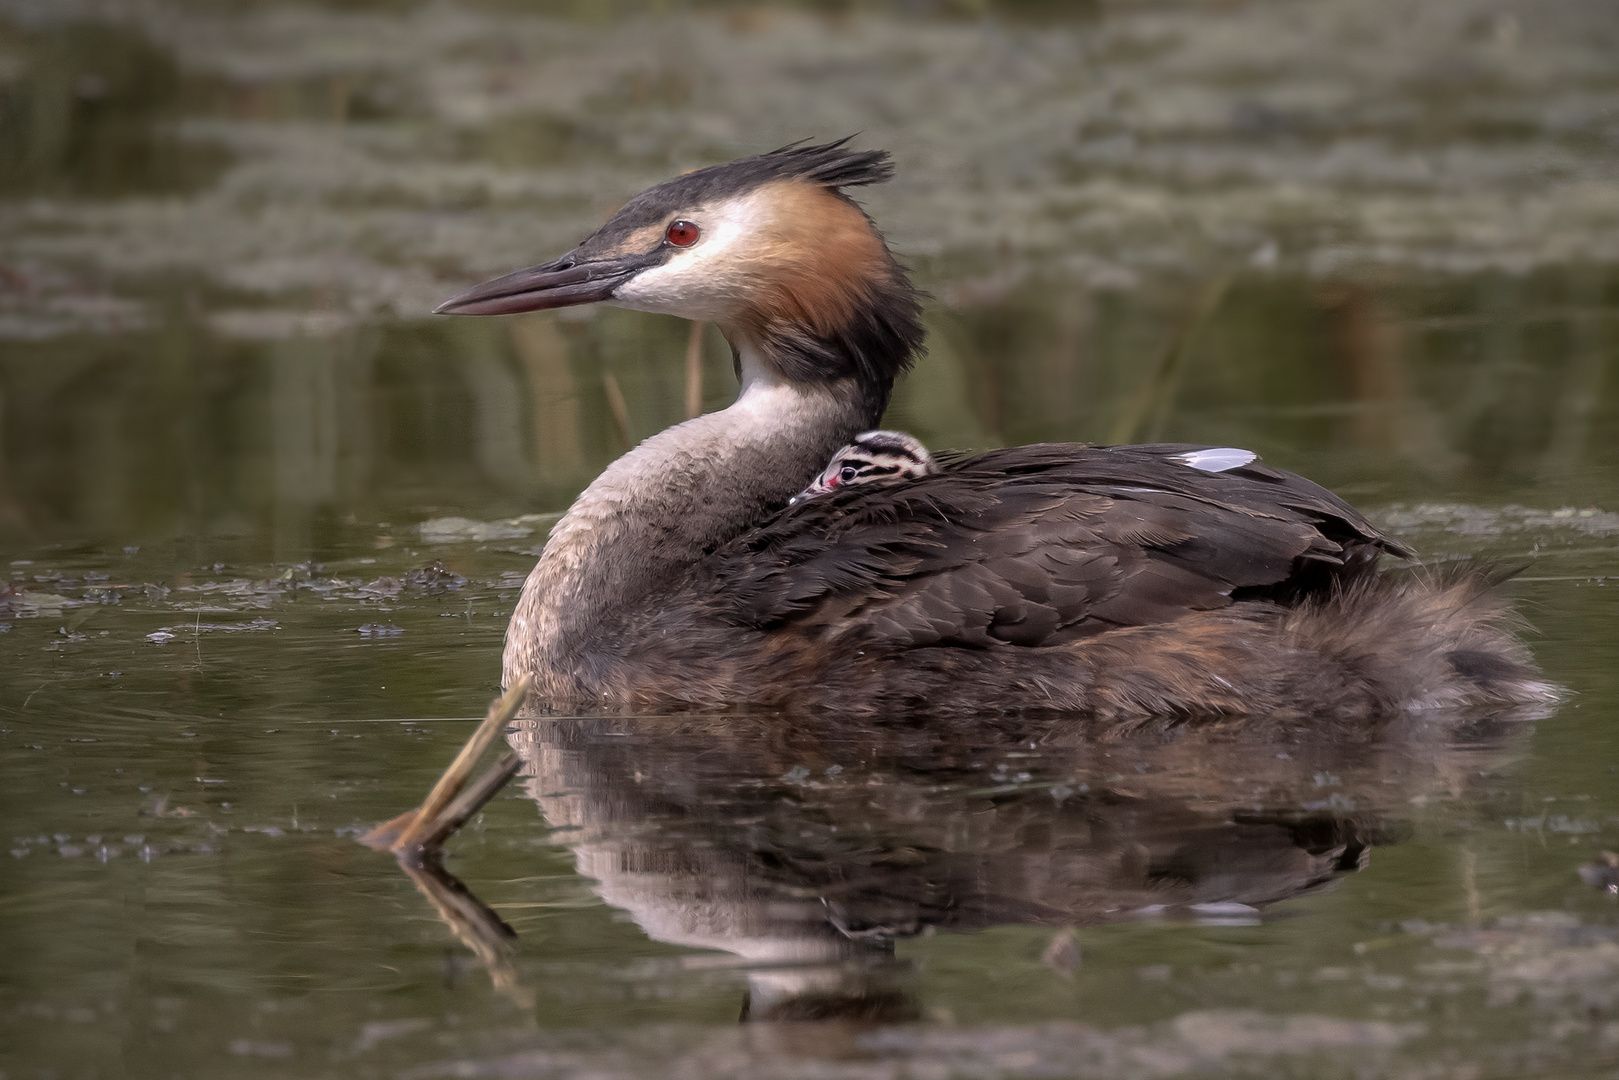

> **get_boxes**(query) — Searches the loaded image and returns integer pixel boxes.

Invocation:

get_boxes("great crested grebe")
[792,429,936,504]
[438,140,1552,720]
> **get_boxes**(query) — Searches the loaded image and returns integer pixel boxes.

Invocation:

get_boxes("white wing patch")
[1173,447,1257,473]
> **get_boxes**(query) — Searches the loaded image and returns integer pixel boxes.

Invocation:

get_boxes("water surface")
[3,2,1619,1077]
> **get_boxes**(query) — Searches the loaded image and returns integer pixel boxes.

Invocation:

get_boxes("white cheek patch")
[1173,447,1257,473]
[610,190,776,319]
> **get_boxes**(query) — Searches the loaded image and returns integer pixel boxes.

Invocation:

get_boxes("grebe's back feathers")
[711,443,1402,649]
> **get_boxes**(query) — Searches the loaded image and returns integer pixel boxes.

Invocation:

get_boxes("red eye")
[665,220,700,247]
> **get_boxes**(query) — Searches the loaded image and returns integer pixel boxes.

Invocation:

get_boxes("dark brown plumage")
[720,443,1395,644]
[435,140,1555,722]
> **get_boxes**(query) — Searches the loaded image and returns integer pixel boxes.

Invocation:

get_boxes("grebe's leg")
[360,677,530,855]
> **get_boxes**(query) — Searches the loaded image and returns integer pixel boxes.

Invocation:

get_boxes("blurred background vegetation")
[1,0,1616,556]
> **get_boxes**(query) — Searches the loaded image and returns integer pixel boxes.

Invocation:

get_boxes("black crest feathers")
[741,137,896,189]
[599,139,895,236]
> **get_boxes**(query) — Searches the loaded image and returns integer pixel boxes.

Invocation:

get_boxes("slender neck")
[506,346,874,690]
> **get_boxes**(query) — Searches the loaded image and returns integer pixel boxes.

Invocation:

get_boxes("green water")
[4,2,1619,1077]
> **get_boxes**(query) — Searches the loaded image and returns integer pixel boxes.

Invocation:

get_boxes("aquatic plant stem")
[602,372,632,449]
[1107,273,1230,445]
[685,320,705,419]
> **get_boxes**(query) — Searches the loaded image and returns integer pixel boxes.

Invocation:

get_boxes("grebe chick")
[436,139,1554,720]
[791,430,936,504]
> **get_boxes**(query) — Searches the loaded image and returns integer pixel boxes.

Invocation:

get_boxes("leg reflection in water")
[400,855,530,1008]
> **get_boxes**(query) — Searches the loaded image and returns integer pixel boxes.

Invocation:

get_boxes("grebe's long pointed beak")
[434,249,662,316]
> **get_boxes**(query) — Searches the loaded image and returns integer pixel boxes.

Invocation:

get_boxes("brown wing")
[706,443,1404,649]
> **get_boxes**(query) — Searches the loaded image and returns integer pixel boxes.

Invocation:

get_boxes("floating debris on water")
[145,618,278,644]
[360,576,403,598]
[7,591,76,617]
[402,561,467,592]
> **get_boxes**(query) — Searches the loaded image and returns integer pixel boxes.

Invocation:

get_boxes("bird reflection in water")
[375,706,1544,1022]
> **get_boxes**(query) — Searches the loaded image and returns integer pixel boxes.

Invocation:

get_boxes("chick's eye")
[665,220,700,247]
[839,466,859,483]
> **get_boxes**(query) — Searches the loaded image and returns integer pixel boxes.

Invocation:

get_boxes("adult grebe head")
[437,138,925,420]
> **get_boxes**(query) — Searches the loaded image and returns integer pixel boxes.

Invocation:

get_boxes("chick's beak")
[791,477,834,505]
[434,248,662,316]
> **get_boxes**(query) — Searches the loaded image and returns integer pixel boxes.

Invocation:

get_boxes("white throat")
[503,343,863,687]
[570,343,835,511]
